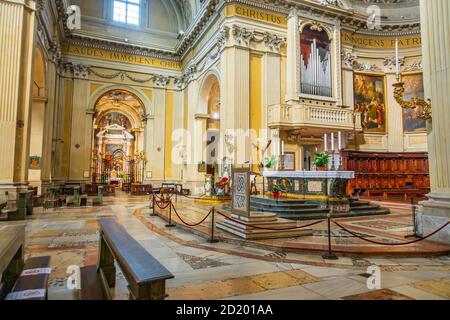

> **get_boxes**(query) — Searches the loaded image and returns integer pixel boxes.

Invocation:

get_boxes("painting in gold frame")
[354,73,387,133]
[402,73,427,132]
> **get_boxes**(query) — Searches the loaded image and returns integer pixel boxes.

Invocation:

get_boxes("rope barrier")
[154,200,171,210]
[333,220,450,246]
[216,210,324,231]
[170,202,213,227]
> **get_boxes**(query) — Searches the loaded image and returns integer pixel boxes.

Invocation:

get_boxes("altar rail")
[268,103,362,130]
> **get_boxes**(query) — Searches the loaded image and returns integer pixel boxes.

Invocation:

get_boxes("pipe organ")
[300,38,332,97]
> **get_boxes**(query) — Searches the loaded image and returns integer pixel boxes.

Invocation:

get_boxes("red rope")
[155,200,171,210]
[170,203,213,227]
[333,220,450,246]
[216,210,324,231]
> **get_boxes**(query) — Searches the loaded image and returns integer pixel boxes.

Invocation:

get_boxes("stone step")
[217,221,313,240]
[250,206,330,214]
[349,205,381,211]
[250,197,307,205]
[251,202,319,210]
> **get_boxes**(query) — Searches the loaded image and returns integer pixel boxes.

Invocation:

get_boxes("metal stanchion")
[208,208,219,243]
[165,200,176,228]
[322,214,339,260]
[150,194,157,216]
[405,197,419,238]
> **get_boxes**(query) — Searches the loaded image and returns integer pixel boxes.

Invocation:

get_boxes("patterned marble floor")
[2,193,449,300]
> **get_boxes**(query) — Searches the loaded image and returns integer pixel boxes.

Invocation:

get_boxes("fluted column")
[41,60,58,188]
[286,9,300,102]
[0,0,37,197]
[221,43,250,166]
[417,0,450,244]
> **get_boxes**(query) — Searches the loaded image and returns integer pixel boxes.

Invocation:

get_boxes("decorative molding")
[231,25,255,47]
[403,60,423,72]
[383,56,405,72]
[353,61,382,73]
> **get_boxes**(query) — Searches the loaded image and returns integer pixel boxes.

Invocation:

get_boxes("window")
[113,0,140,25]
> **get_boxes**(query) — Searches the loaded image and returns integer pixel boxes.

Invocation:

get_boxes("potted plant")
[313,152,329,171]
[271,184,281,199]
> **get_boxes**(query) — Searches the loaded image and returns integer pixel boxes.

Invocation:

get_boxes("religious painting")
[300,24,332,97]
[354,74,386,132]
[402,73,427,132]
[282,152,295,171]
[98,112,132,129]
[29,156,41,170]
[231,168,250,217]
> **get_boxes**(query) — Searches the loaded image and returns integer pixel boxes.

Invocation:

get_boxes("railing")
[268,103,362,131]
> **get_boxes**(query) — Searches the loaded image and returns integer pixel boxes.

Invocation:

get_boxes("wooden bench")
[5,256,51,300]
[0,225,25,299]
[94,219,174,300]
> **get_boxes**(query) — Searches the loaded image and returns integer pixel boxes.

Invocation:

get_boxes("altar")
[263,171,355,213]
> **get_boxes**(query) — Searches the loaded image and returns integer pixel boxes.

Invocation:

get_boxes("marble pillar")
[0,0,37,197]
[417,0,450,244]
[40,58,59,191]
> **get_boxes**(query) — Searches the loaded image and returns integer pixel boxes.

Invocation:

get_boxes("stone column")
[417,0,450,244]
[0,0,37,198]
[286,9,300,102]
[221,30,250,166]
[40,54,59,191]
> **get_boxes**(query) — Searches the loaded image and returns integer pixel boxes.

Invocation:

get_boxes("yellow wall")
[165,91,174,179]
[250,54,262,172]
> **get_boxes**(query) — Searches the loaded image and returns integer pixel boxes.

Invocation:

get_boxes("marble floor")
[4,193,450,300]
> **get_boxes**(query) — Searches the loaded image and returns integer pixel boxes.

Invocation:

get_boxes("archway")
[91,89,146,186]
[28,47,46,189]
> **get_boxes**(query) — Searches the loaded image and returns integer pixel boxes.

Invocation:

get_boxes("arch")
[88,84,152,118]
[197,69,221,115]
[299,22,333,40]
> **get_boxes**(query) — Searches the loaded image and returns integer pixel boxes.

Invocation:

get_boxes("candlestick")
[338,131,342,151]
[331,132,335,151]
[395,37,400,80]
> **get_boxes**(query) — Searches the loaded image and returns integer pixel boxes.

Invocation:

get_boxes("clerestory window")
[113,0,140,25]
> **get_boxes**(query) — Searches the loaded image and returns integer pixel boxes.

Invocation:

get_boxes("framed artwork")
[282,152,296,171]
[300,24,332,97]
[402,73,427,132]
[231,168,250,217]
[29,156,41,170]
[354,74,387,132]
[198,161,206,173]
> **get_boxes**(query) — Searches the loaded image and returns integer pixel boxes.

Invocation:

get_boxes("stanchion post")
[150,194,157,217]
[322,214,338,260]
[208,207,219,243]
[405,197,418,238]
[165,200,176,228]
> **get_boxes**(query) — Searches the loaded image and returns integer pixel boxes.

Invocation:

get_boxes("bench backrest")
[98,219,174,284]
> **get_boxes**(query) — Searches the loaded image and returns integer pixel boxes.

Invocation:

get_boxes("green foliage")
[313,152,329,168]
[264,156,277,169]
[271,184,281,192]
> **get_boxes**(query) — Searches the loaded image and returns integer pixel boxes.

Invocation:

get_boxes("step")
[251,202,320,210]
[349,205,381,211]
[349,201,373,207]
[250,197,307,205]
[250,206,329,215]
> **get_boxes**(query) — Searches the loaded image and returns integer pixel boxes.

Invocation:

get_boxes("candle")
[281,141,285,156]
[324,133,328,152]
[338,131,342,150]
[395,37,400,78]
[331,132,335,151]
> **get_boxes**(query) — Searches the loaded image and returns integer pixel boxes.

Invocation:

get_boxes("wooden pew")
[5,256,51,300]
[95,219,174,300]
[0,225,25,299]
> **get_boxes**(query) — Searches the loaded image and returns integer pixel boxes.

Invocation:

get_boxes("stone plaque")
[231,168,250,217]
